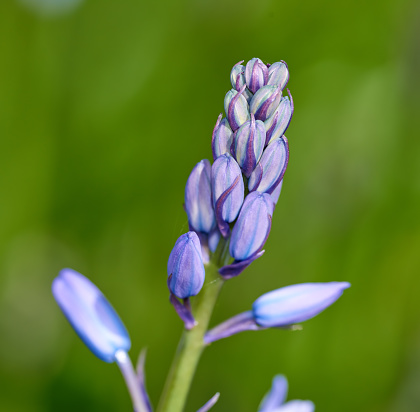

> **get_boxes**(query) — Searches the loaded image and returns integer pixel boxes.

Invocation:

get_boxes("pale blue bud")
[233,114,266,178]
[211,154,244,237]
[264,92,294,145]
[245,58,268,93]
[52,268,131,363]
[267,61,289,90]
[230,61,253,102]
[270,179,283,204]
[185,160,215,234]
[224,87,250,131]
[211,115,233,160]
[167,232,205,299]
[229,191,274,261]
[250,85,282,122]
[248,137,289,194]
[253,282,351,328]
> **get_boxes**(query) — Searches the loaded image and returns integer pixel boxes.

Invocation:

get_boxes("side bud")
[224,86,250,131]
[264,91,294,145]
[233,114,266,178]
[252,282,351,328]
[230,61,253,102]
[245,58,268,93]
[211,114,233,160]
[267,61,289,90]
[185,160,215,234]
[250,85,282,122]
[52,268,131,363]
[167,232,205,299]
[248,137,289,195]
[211,154,244,237]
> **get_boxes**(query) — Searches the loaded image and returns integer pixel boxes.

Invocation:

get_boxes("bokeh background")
[1,0,420,411]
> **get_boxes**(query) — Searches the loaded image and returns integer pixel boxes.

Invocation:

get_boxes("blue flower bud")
[270,179,283,205]
[229,191,274,261]
[267,61,289,90]
[233,114,266,178]
[252,282,351,328]
[245,58,268,93]
[167,232,205,299]
[224,87,250,131]
[264,92,294,145]
[185,160,215,234]
[230,61,253,102]
[211,154,244,237]
[52,268,131,363]
[211,115,233,160]
[248,137,289,194]
[250,85,282,122]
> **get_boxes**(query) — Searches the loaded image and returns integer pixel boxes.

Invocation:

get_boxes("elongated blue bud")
[229,191,274,261]
[248,137,289,194]
[230,61,253,102]
[245,58,268,93]
[233,114,266,178]
[252,282,351,328]
[267,61,289,90]
[211,115,233,160]
[270,179,283,204]
[167,232,205,299]
[52,268,131,363]
[211,154,244,237]
[185,160,215,233]
[250,85,282,122]
[264,92,294,145]
[224,87,250,131]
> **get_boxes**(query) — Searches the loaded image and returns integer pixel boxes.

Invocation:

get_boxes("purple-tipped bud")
[167,232,205,299]
[248,137,289,194]
[230,61,253,102]
[245,58,268,93]
[224,87,250,131]
[211,154,244,237]
[233,114,266,178]
[52,269,131,363]
[267,61,289,90]
[211,115,233,160]
[252,282,351,328]
[185,160,215,234]
[229,192,274,261]
[264,92,294,145]
[250,85,282,122]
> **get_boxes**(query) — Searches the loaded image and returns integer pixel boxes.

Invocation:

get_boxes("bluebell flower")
[253,282,351,328]
[212,114,233,160]
[245,58,268,94]
[266,61,289,90]
[250,85,282,122]
[264,92,294,145]
[211,153,244,237]
[185,159,215,234]
[233,114,266,178]
[224,86,250,131]
[259,375,314,412]
[52,268,131,363]
[230,61,253,102]
[248,137,289,195]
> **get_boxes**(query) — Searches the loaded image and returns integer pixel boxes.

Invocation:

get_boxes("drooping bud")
[233,114,266,178]
[229,192,274,261]
[167,232,205,299]
[230,61,253,102]
[211,114,233,160]
[52,268,131,363]
[248,137,289,194]
[264,91,294,145]
[267,61,289,90]
[224,86,250,131]
[185,160,215,234]
[211,154,244,237]
[250,85,282,122]
[252,282,351,328]
[245,58,268,93]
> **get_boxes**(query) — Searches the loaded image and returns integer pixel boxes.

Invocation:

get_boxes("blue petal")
[277,400,315,412]
[259,375,288,411]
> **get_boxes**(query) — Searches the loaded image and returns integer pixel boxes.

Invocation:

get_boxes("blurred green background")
[1,0,420,411]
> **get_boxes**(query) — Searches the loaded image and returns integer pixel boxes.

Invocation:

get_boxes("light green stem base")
[157,242,229,412]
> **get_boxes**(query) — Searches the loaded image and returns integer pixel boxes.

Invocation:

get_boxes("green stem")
[157,240,229,412]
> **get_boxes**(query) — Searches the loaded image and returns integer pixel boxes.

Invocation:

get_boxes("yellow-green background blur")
[1,0,419,411]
